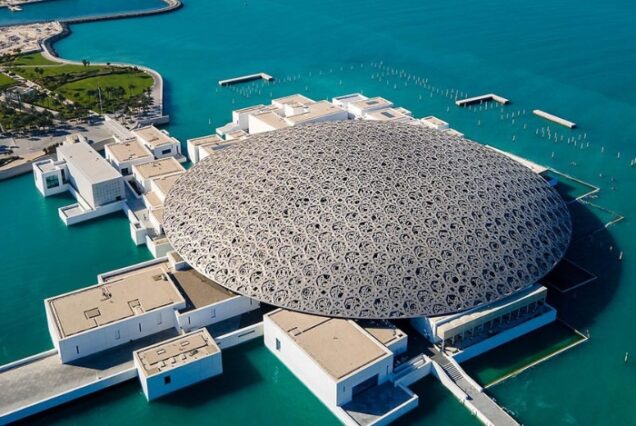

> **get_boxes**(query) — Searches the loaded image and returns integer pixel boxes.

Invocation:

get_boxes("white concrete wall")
[264,315,338,407]
[248,115,285,134]
[297,109,349,125]
[105,154,152,178]
[336,354,392,406]
[46,302,183,363]
[264,316,393,408]
[148,141,180,160]
[177,296,259,333]
[33,162,68,197]
[136,351,222,401]
[216,322,263,350]
[367,384,419,426]
[453,307,557,363]
[59,200,125,226]
[386,334,408,355]
[145,236,173,258]
[59,150,125,209]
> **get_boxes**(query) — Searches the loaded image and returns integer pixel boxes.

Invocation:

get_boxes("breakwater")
[0,0,180,28]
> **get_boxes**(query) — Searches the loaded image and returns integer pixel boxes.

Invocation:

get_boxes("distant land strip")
[0,0,182,28]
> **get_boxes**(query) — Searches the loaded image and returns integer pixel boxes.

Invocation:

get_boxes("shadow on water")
[19,340,266,425]
[545,198,623,331]
[157,340,266,408]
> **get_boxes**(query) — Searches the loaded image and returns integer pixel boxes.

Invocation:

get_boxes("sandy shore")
[0,21,63,55]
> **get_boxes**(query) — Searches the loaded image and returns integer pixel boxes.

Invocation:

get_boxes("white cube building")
[264,309,394,408]
[132,157,185,193]
[420,116,450,131]
[186,134,222,164]
[104,139,154,177]
[134,328,222,401]
[132,126,184,162]
[45,259,186,363]
[347,96,393,119]
[56,142,125,209]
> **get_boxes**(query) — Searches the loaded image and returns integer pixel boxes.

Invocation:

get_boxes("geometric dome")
[163,121,571,319]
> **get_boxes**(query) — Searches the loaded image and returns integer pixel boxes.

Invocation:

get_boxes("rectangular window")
[161,148,172,155]
[210,309,216,318]
[115,330,121,340]
[45,175,60,189]
[121,167,130,176]
[275,338,281,351]
[157,312,162,325]
[75,345,80,354]
[139,323,142,333]
[164,375,171,385]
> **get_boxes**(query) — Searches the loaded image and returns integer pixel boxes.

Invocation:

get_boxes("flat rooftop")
[365,107,412,122]
[333,93,368,105]
[133,126,175,148]
[48,262,184,339]
[150,206,164,224]
[144,190,163,209]
[187,134,222,147]
[152,172,183,198]
[268,310,389,380]
[135,329,219,377]
[251,110,290,130]
[57,142,121,184]
[35,159,60,173]
[225,129,248,140]
[357,319,406,347]
[233,104,267,114]
[285,101,345,125]
[170,269,237,309]
[134,157,184,180]
[106,141,153,163]
[200,140,240,156]
[272,94,314,108]
[420,115,449,127]
[350,96,392,111]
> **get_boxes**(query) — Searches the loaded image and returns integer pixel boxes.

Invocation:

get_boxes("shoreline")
[0,0,182,28]
[40,24,166,119]
[0,0,54,9]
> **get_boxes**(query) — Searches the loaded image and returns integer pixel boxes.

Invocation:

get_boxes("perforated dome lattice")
[164,121,571,319]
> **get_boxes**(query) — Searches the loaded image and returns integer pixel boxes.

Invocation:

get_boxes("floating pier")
[218,73,274,86]
[533,109,576,128]
[455,93,510,107]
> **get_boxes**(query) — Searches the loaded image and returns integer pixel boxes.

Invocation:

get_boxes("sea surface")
[1,0,635,424]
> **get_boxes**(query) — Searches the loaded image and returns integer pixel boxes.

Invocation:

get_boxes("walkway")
[427,345,519,426]
[0,329,179,423]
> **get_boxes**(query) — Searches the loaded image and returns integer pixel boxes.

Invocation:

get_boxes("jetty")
[533,109,576,129]
[218,73,274,86]
[455,93,510,107]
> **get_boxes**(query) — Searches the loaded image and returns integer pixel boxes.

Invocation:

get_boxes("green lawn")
[6,53,154,114]
[9,52,58,67]
[57,72,153,112]
[0,73,16,90]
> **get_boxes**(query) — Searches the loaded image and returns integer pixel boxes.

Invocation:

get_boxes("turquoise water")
[1,0,636,424]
